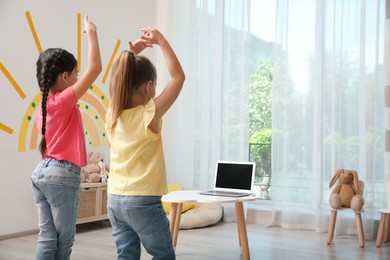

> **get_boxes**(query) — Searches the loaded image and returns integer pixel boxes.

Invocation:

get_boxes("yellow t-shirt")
[105,100,167,196]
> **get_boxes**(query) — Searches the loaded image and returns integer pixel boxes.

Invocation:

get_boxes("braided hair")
[36,48,77,157]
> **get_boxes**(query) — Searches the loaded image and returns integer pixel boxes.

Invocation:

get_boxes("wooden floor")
[1,220,390,260]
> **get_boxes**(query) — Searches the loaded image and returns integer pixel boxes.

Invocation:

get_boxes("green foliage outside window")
[249,60,273,199]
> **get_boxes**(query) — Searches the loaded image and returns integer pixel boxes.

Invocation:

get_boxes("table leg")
[384,214,390,243]
[235,202,250,260]
[169,203,178,235]
[172,203,183,247]
[376,213,386,248]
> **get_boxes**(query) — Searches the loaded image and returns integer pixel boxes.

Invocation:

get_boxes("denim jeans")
[108,194,175,260]
[31,159,81,260]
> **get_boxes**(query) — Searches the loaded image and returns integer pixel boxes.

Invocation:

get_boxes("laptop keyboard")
[200,190,252,197]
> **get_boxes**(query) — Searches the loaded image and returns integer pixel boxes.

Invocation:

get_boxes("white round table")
[162,190,256,260]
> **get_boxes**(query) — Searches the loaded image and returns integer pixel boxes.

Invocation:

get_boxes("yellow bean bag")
[178,202,223,230]
[163,183,223,230]
[162,183,196,214]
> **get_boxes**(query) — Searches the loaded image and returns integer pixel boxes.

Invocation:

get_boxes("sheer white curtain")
[271,0,385,238]
[385,0,390,208]
[156,0,252,190]
[157,0,386,239]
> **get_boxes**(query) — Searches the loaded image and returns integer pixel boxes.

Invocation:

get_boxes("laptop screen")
[214,161,256,191]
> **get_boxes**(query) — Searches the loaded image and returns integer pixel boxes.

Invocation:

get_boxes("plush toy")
[81,164,101,183]
[80,151,109,183]
[98,159,109,182]
[329,169,364,211]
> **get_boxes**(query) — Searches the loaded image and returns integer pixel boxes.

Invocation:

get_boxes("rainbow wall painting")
[0,11,122,152]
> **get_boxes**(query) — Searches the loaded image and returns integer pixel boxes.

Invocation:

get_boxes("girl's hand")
[83,15,97,33]
[140,27,165,45]
[128,39,153,55]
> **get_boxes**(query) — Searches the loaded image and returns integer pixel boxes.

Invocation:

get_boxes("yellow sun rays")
[0,11,121,151]
[0,62,27,135]
[103,39,121,84]
[25,11,43,54]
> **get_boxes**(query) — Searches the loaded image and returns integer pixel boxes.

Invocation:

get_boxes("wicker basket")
[100,187,107,216]
[77,187,99,222]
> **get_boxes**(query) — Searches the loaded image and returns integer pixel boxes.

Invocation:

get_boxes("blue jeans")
[107,194,175,260]
[31,159,81,260]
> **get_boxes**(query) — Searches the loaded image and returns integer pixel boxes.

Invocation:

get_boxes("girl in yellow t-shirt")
[105,27,185,259]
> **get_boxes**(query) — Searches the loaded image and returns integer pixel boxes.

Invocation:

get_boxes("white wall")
[0,0,161,237]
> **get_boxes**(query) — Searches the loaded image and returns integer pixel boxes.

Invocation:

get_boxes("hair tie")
[130,51,137,66]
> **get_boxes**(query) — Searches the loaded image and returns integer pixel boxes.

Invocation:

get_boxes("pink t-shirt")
[36,87,87,167]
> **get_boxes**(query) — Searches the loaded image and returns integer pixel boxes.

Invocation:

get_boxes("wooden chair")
[376,208,390,247]
[327,181,365,248]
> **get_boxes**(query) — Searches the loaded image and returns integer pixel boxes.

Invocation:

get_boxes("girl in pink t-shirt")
[31,16,101,260]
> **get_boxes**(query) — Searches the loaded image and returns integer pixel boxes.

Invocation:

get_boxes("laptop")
[199,160,256,197]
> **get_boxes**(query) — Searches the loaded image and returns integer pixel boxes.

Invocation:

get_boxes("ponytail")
[107,51,136,132]
[107,51,156,133]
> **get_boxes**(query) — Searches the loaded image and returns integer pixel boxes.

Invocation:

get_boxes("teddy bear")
[329,169,364,211]
[81,151,109,183]
[81,164,101,183]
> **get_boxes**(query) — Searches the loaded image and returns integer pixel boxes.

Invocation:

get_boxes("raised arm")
[72,16,102,100]
[139,28,185,127]
[128,39,153,55]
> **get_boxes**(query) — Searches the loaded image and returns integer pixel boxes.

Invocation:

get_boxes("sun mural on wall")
[0,11,121,152]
